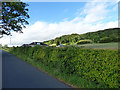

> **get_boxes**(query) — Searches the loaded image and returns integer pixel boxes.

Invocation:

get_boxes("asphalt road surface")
[2,50,71,88]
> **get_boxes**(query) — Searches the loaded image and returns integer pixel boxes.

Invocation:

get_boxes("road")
[2,50,71,88]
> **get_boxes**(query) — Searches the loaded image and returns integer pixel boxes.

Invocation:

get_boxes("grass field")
[76,42,119,50]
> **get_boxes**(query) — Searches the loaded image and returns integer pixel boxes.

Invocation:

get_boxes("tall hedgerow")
[10,46,119,88]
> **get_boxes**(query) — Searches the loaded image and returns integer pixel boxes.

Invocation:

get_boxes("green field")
[75,42,119,50]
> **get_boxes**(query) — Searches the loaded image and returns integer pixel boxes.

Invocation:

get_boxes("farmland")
[76,42,119,50]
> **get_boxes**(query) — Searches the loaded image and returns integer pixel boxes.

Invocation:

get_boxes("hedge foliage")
[99,37,112,43]
[77,39,92,44]
[99,37,119,43]
[10,46,119,88]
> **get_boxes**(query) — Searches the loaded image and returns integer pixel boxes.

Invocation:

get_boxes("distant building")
[29,42,48,47]
[22,44,29,47]
[60,44,63,47]
[22,42,48,47]
[56,44,64,47]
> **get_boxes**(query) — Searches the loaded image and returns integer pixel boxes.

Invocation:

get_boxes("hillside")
[43,28,120,45]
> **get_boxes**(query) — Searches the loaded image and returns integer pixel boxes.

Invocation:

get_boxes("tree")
[99,37,112,43]
[0,44,2,49]
[56,40,60,46]
[49,40,54,44]
[0,1,30,37]
[77,39,92,44]
[3,44,8,49]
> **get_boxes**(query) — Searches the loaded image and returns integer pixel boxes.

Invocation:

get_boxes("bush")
[56,41,60,46]
[10,46,119,88]
[99,37,112,43]
[3,44,8,49]
[77,39,92,44]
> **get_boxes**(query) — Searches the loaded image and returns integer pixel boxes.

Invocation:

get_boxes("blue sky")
[0,1,118,46]
[27,2,86,24]
[27,2,117,25]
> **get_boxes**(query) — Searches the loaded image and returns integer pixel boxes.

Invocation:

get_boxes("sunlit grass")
[76,42,119,50]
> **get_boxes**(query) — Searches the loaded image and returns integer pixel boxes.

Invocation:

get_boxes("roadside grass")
[10,52,104,88]
[2,48,10,52]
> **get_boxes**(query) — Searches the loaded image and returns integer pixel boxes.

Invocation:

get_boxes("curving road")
[2,50,71,88]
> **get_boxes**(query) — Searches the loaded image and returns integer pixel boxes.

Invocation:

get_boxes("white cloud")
[0,1,118,46]
[72,2,109,24]
[0,20,117,47]
[115,0,120,3]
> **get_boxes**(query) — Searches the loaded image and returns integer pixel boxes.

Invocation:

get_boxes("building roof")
[22,44,29,47]
[29,42,48,46]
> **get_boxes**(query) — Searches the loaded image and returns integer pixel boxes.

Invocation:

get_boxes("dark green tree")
[0,1,29,37]
[99,37,112,43]
[56,40,60,46]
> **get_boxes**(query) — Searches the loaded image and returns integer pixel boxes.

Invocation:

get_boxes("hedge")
[10,46,119,88]
[99,37,112,43]
[77,39,92,44]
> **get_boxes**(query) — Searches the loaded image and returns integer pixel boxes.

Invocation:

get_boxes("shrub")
[77,39,92,44]
[99,37,112,43]
[3,44,8,49]
[56,41,60,46]
[10,46,119,88]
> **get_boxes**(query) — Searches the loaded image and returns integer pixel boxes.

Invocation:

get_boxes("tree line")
[43,28,120,45]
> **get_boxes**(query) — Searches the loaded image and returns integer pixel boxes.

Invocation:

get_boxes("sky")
[0,0,119,46]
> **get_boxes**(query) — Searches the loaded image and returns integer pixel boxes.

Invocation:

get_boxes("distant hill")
[43,28,120,45]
